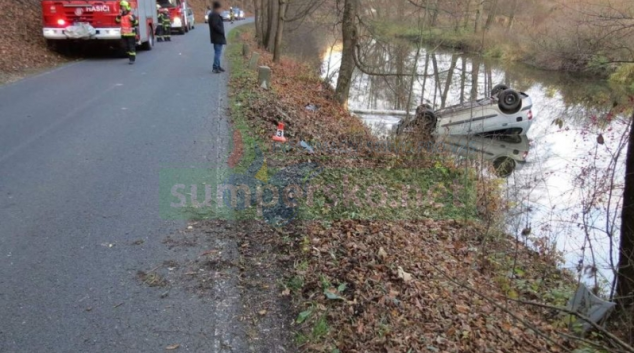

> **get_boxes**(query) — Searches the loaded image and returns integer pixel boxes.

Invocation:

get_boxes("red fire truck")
[41,0,157,51]
[157,0,189,34]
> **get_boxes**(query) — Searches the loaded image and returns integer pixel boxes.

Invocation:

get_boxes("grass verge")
[225,25,604,353]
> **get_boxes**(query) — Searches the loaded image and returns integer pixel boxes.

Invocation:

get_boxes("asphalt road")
[0,21,249,352]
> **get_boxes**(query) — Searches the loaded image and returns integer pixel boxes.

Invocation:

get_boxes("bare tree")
[266,0,279,51]
[253,0,261,42]
[618,113,634,309]
[334,0,358,105]
[273,0,288,62]
[507,0,518,30]
[474,0,484,33]
[484,0,498,31]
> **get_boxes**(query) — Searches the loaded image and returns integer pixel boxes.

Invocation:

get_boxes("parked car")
[185,7,195,30]
[221,10,232,21]
[396,84,534,136]
[234,7,245,20]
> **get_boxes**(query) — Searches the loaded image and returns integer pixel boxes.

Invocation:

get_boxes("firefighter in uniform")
[156,7,166,42]
[115,0,139,64]
[161,8,171,42]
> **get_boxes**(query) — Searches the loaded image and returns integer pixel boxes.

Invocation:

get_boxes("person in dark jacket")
[208,1,226,74]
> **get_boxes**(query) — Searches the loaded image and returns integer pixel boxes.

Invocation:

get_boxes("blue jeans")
[213,44,223,70]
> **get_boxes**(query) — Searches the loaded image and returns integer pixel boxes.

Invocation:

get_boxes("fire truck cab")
[157,0,188,34]
[41,0,157,50]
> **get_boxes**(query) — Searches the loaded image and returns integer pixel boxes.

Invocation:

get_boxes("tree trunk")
[471,57,480,101]
[334,0,358,106]
[459,58,466,104]
[440,54,458,109]
[463,0,472,30]
[474,0,484,33]
[431,53,441,106]
[273,0,287,62]
[395,44,407,110]
[261,0,269,47]
[430,0,439,26]
[420,52,430,105]
[484,0,498,31]
[508,0,518,30]
[266,0,279,52]
[617,114,634,307]
[253,0,261,43]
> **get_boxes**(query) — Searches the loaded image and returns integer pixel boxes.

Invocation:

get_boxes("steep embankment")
[222,25,611,353]
[1,0,67,83]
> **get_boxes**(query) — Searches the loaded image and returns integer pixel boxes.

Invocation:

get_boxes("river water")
[311,39,632,292]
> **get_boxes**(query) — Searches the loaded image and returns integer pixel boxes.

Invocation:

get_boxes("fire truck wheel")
[46,40,69,53]
[141,27,154,51]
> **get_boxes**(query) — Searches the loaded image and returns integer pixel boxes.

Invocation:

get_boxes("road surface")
[0,21,251,352]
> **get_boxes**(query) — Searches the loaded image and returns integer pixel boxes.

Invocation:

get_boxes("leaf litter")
[223,27,603,352]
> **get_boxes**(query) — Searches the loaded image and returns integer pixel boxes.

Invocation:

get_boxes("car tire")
[396,107,437,137]
[493,157,516,177]
[498,89,522,114]
[491,84,509,97]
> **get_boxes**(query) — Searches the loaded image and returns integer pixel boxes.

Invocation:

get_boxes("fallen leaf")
[455,304,469,314]
[297,309,312,323]
[200,249,218,257]
[258,310,267,316]
[378,247,387,259]
[166,344,180,350]
[397,266,413,282]
[324,289,344,300]
[337,283,347,293]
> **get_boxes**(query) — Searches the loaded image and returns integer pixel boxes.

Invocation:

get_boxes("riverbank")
[225,24,612,352]
[368,19,634,90]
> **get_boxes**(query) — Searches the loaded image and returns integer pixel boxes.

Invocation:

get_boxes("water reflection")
[437,135,530,177]
[322,40,629,289]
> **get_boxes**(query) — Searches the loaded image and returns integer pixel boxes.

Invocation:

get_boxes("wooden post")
[258,66,271,90]
[249,52,260,70]
[242,43,251,58]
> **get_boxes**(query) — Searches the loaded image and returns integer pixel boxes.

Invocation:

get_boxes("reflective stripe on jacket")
[117,13,138,36]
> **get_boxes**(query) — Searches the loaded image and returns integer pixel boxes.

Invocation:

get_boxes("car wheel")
[493,157,516,177]
[491,84,509,97]
[396,107,437,139]
[498,89,522,114]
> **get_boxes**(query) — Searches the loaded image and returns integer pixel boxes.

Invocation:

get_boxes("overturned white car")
[397,84,534,136]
